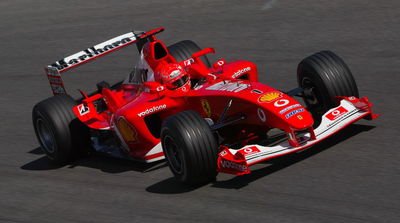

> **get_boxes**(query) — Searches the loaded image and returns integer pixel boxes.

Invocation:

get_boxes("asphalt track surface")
[0,0,399,222]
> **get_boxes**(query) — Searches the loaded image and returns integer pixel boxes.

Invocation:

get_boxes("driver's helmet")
[159,64,190,91]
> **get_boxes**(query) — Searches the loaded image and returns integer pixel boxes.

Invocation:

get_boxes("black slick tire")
[297,51,359,125]
[32,94,90,164]
[161,110,218,185]
[168,40,211,67]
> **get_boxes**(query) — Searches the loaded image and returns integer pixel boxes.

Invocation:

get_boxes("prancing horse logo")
[201,99,212,117]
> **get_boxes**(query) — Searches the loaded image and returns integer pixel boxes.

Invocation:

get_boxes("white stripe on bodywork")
[144,142,165,163]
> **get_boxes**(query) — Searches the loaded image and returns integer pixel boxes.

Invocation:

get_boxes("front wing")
[217,96,379,175]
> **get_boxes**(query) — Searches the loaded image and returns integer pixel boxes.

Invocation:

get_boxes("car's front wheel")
[161,110,218,185]
[297,51,359,126]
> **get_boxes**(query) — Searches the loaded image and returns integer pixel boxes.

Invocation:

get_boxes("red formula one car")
[32,27,379,185]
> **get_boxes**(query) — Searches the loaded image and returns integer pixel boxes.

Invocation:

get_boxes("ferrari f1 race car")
[32,27,379,185]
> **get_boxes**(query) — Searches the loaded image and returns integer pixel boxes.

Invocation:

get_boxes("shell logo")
[116,117,138,143]
[258,92,282,103]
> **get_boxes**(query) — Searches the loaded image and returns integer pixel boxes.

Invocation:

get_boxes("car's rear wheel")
[32,94,90,164]
[168,40,211,67]
[161,110,218,185]
[297,51,359,126]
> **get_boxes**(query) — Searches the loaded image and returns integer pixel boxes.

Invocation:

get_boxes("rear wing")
[45,27,164,95]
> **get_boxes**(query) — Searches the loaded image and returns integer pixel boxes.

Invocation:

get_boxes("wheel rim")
[163,135,183,175]
[302,77,327,112]
[301,76,332,127]
[36,118,56,153]
[302,77,319,106]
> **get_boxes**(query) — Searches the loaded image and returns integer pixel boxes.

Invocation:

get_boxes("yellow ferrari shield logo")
[201,99,212,117]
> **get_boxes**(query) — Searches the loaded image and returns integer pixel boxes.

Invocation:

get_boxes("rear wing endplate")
[45,27,164,95]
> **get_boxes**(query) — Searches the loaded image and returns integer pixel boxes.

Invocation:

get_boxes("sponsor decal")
[274,99,289,107]
[326,107,356,128]
[232,67,251,78]
[220,160,248,172]
[326,106,348,121]
[183,58,194,66]
[138,104,167,117]
[240,146,261,155]
[77,104,90,116]
[297,115,303,120]
[251,89,263,94]
[51,33,135,71]
[206,81,249,93]
[279,104,301,114]
[257,108,266,122]
[258,92,282,103]
[217,60,225,66]
[219,151,228,156]
[169,69,181,79]
[201,99,212,117]
[116,117,138,143]
[156,86,165,92]
[285,108,304,119]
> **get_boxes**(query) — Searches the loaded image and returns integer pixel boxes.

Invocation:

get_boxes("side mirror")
[144,81,165,93]
[192,47,215,58]
[191,48,216,67]
[213,59,226,68]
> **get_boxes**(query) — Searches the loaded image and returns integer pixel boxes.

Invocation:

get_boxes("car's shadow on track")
[211,123,375,189]
[146,123,375,193]
[21,123,375,193]
[21,148,167,174]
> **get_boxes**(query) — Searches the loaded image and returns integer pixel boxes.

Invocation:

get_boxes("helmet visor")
[167,75,189,90]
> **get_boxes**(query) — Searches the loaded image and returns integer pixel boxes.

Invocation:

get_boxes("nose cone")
[285,108,314,130]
